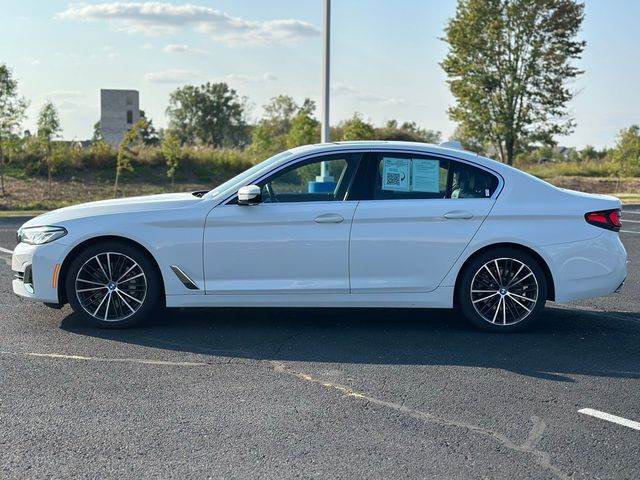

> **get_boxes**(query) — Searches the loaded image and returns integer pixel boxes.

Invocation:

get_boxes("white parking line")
[622,210,640,215]
[578,408,640,431]
[622,218,640,224]
[621,230,640,234]
[0,246,13,255]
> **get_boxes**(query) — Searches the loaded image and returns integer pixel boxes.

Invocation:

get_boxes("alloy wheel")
[470,257,539,326]
[74,252,147,322]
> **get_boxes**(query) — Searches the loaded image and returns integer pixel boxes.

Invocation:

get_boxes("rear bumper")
[541,232,627,304]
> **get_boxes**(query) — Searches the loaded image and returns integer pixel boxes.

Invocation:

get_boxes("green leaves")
[166,82,247,148]
[441,0,586,164]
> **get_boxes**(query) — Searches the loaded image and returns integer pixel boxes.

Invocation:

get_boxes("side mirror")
[238,185,262,205]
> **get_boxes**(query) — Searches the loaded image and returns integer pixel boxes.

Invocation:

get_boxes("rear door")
[349,152,500,293]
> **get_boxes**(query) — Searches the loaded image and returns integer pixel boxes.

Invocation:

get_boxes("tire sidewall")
[65,241,161,328]
[458,248,547,332]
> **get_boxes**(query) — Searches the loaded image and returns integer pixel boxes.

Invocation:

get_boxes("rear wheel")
[458,248,547,332]
[65,241,161,328]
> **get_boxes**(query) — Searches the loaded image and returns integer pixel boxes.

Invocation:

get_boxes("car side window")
[258,153,361,203]
[450,161,499,199]
[373,154,449,200]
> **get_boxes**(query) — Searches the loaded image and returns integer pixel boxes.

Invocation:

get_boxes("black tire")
[65,241,162,328]
[457,247,547,332]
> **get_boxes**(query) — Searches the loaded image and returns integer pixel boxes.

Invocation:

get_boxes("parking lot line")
[621,230,640,234]
[622,210,640,215]
[578,408,640,431]
[622,219,640,223]
[0,246,13,254]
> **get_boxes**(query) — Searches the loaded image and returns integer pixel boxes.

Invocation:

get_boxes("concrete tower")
[100,89,140,147]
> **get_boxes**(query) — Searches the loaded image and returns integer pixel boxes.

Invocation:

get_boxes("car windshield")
[203,150,293,200]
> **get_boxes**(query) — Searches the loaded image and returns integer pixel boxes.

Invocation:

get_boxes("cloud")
[332,83,408,108]
[163,43,206,54]
[41,90,85,100]
[57,2,320,46]
[143,69,198,83]
[224,73,277,83]
[21,56,41,66]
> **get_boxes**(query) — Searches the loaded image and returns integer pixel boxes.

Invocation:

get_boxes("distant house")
[100,89,140,147]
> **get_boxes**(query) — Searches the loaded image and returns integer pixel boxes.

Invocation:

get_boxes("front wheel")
[65,241,162,328]
[458,248,547,332]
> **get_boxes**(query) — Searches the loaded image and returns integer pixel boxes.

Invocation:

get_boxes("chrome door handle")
[443,210,474,220]
[314,213,344,224]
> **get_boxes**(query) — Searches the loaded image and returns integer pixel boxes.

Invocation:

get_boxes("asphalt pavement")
[0,209,638,479]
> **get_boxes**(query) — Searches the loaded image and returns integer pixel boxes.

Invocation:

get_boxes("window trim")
[220,150,368,206]
[352,149,504,201]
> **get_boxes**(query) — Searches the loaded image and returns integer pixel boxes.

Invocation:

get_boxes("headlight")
[17,226,68,245]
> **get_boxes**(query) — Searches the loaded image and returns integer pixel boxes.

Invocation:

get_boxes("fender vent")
[170,265,199,290]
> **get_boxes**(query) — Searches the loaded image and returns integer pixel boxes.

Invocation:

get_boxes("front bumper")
[12,241,68,304]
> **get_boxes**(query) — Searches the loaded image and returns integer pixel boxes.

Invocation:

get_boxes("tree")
[341,113,375,141]
[250,95,302,155]
[139,110,160,146]
[287,99,320,148]
[166,82,246,147]
[92,120,102,143]
[0,64,29,195]
[114,117,146,195]
[612,125,640,177]
[37,100,62,192]
[451,124,487,154]
[376,119,441,143]
[162,129,182,190]
[441,0,586,165]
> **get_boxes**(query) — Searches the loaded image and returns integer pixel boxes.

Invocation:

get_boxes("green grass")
[0,210,46,217]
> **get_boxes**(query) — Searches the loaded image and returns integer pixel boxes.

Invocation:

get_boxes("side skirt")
[165,287,454,309]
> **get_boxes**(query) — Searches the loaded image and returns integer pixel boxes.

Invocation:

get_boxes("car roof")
[289,140,496,167]
[287,140,552,188]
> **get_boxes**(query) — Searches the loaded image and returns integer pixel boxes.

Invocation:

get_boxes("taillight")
[585,209,622,232]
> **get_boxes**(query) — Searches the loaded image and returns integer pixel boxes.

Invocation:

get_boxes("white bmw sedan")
[12,141,627,331]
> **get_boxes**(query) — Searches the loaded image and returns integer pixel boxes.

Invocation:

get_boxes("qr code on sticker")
[386,172,401,186]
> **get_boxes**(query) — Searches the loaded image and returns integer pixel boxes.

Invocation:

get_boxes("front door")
[203,152,363,294]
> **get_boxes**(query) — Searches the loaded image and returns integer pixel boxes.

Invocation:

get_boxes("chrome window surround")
[219,148,505,206]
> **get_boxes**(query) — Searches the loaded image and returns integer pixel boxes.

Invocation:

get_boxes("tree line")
[1,0,640,198]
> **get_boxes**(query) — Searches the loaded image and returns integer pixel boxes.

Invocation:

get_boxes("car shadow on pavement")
[59,305,640,383]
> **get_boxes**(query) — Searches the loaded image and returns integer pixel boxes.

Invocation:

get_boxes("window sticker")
[411,159,440,193]
[382,157,410,191]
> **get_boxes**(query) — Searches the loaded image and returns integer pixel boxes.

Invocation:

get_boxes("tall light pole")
[317,0,333,185]
[321,0,331,144]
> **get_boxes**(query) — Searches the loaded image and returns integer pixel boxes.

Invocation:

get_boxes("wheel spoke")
[491,297,501,323]
[119,272,144,283]
[473,292,499,304]
[94,255,110,282]
[115,263,137,283]
[507,294,532,313]
[117,289,143,305]
[483,264,499,286]
[77,278,105,286]
[508,291,536,303]
[77,286,107,293]
[508,271,533,288]
[103,292,112,321]
[115,290,137,313]
[92,292,109,317]
[506,264,525,288]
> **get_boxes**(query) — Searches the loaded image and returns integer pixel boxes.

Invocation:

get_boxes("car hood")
[22,192,204,227]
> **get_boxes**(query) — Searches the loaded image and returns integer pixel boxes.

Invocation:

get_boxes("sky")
[1,0,638,149]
